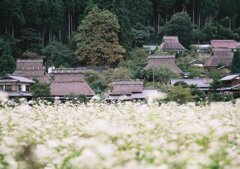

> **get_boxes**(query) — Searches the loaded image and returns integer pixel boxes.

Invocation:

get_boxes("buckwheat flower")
[33,144,52,163]
[0,91,8,102]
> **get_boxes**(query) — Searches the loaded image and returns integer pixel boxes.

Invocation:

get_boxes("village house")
[170,78,213,91]
[193,44,211,54]
[0,75,34,99]
[204,48,234,69]
[210,40,238,50]
[189,60,204,68]
[145,55,182,74]
[218,74,240,97]
[108,80,159,101]
[14,59,51,83]
[159,36,186,52]
[49,68,95,99]
[143,45,158,54]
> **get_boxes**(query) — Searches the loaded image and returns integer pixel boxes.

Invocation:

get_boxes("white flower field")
[1,100,240,169]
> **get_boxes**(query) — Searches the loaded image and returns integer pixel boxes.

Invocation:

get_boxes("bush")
[209,93,234,102]
[140,68,179,84]
[30,82,50,98]
[166,86,194,104]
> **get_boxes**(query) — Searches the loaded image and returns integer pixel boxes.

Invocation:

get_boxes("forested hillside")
[0,0,240,67]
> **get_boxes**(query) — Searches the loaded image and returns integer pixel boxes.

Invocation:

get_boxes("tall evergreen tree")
[75,6,125,67]
[231,50,240,73]
[0,41,16,74]
[163,12,193,48]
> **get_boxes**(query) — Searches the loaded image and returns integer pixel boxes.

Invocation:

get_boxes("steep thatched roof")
[211,40,237,49]
[109,80,143,96]
[50,72,95,97]
[159,36,186,51]
[204,49,234,67]
[144,55,182,74]
[14,59,51,83]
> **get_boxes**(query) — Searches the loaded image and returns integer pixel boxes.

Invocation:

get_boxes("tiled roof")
[159,36,186,51]
[220,74,240,81]
[145,55,182,74]
[211,40,237,49]
[170,78,213,89]
[0,75,34,83]
[204,49,234,67]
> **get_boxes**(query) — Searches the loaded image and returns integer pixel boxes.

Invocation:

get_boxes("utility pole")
[153,69,155,87]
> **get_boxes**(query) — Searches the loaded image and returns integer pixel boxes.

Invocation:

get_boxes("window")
[5,85,12,91]
[26,85,30,92]
[18,85,22,92]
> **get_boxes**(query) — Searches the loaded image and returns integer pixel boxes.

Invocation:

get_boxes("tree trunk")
[5,26,8,34]
[12,26,14,38]
[68,12,71,38]
[70,14,73,34]
[42,29,45,46]
[59,30,62,41]
[192,0,195,25]
[157,13,160,34]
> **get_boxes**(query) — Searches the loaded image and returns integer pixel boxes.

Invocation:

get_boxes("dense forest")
[0,0,240,68]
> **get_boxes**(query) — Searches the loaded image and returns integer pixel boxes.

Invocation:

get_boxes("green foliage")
[231,50,240,74]
[104,67,132,82]
[166,86,194,104]
[30,82,50,98]
[163,12,193,48]
[66,94,89,104]
[0,41,16,74]
[120,48,148,78]
[210,80,223,91]
[140,68,179,84]
[75,6,125,67]
[84,70,107,94]
[188,67,205,78]
[209,93,234,102]
[207,69,227,80]
[42,41,77,68]
[21,50,44,59]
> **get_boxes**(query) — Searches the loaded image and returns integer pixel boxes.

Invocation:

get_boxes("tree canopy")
[0,41,16,74]
[75,6,125,67]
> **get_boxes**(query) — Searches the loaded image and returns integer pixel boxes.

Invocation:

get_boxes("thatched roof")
[14,59,51,83]
[204,49,234,67]
[144,55,182,74]
[159,36,186,51]
[211,40,237,49]
[50,72,95,97]
[109,80,143,96]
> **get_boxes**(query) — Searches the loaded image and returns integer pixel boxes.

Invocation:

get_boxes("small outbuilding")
[145,55,182,74]
[108,80,159,101]
[159,36,186,52]
[170,78,213,91]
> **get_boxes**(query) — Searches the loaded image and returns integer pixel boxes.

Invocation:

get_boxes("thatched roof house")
[14,59,50,83]
[50,70,95,97]
[110,81,143,96]
[204,48,234,68]
[159,36,186,52]
[144,55,182,74]
[108,80,159,101]
[211,40,237,50]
